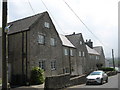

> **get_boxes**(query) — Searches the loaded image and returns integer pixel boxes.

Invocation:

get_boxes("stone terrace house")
[94,46,105,68]
[86,44,100,71]
[85,39,105,70]
[8,11,64,85]
[59,34,78,76]
[0,28,2,79]
[66,33,90,75]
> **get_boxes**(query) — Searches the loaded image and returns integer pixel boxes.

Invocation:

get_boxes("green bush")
[99,67,115,71]
[30,67,45,85]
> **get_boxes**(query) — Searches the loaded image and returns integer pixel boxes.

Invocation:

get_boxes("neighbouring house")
[86,44,100,71]
[105,59,110,67]
[0,28,2,79]
[85,39,105,70]
[59,34,78,76]
[8,11,64,85]
[66,33,90,75]
[93,46,106,68]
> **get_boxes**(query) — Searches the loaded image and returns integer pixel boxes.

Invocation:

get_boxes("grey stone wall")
[66,33,91,75]
[44,74,87,89]
[28,12,63,77]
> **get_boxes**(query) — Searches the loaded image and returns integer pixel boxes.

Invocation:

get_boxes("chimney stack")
[85,39,93,48]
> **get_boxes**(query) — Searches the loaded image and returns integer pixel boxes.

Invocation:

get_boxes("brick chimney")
[85,39,93,48]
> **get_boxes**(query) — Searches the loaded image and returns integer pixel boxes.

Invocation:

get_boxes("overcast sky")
[0,0,119,58]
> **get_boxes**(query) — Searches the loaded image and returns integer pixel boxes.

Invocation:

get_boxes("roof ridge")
[66,33,82,36]
[8,11,47,24]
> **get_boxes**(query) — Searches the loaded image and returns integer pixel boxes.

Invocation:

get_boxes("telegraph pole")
[2,0,8,90]
[112,49,115,69]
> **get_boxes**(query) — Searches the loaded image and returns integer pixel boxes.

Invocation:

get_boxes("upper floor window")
[51,61,56,70]
[50,38,56,46]
[39,61,45,70]
[80,41,82,45]
[83,51,85,57]
[70,49,73,56]
[96,56,99,60]
[44,22,50,28]
[38,34,45,44]
[64,48,68,55]
[79,51,82,56]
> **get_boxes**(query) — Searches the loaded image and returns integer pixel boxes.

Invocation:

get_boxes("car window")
[90,72,101,75]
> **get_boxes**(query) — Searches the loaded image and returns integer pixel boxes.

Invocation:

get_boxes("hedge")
[99,67,115,71]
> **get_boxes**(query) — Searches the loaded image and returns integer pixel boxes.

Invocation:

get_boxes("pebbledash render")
[7,11,105,85]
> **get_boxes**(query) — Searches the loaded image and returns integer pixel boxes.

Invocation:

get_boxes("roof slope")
[59,34,75,48]
[86,45,100,55]
[65,33,82,47]
[93,46,103,54]
[8,12,46,34]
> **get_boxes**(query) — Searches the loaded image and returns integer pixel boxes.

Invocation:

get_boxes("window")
[64,48,68,55]
[44,22,50,28]
[50,38,56,46]
[38,34,45,44]
[96,56,99,60]
[83,52,85,57]
[70,49,73,56]
[80,41,82,45]
[51,61,56,70]
[63,68,69,73]
[39,61,45,70]
[79,51,82,56]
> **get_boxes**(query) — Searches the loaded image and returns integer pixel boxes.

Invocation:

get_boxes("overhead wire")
[28,0,35,14]
[62,0,110,48]
[41,0,67,34]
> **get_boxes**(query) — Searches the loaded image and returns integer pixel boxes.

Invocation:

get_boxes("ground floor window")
[39,61,45,70]
[51,61,56,70]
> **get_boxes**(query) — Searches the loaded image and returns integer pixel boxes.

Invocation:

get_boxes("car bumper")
[86,79,101,84]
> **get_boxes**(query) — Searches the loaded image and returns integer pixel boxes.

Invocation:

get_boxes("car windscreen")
[90,72,101,75]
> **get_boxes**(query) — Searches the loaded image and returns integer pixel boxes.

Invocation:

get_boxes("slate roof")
[59,34,75,48]
[65,33,82,47]
[8,11,46,34]
[86,45,100,55]
[93,46,103,55]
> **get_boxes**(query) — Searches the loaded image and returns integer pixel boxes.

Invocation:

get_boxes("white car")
[86,70,108,85]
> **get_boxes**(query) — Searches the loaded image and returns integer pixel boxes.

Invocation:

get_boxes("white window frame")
[80,41,82,45]
[38,34,45,44]
[79,51,82,56]
[83,51,85,57]
[51,61,56,70]
[64,48,68,55]
[50,38,56,46]
[70,49,73,56]
[44,22,50,28]
[39,61,45,70]
[96,56,99,60]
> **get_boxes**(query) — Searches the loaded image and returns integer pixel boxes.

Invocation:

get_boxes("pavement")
[10,84,44,90]
[0,84,44,90]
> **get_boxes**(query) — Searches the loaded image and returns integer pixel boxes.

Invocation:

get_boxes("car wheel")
[106,77,108,83]
[86,82,89,85]
[100,78,103,85]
